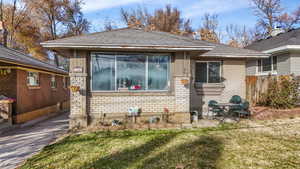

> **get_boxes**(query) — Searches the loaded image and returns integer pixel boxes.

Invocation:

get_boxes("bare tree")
[120,6,150,28]
[24,0,67,41]
[62,0,90,37]
[24,0,71,66]
[276,6,300,30]
[103,18,118,31]
[0,1,47,60]
[120,5,193,35]
[0,0,8,47]
[251,0,283,35]
[198,13,220,43]
[251,0,300,37]
[226,24,254,48]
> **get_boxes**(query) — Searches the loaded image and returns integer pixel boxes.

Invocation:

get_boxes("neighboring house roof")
[0,45,68,75]
[41,28,214,51]
[245,28,300,53]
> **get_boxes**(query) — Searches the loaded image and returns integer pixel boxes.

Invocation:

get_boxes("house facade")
[0,46,70,125]
[246,28,300,76]
[41,28,268,128]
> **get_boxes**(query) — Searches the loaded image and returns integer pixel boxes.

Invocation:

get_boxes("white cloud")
[183,0,250,18]
[82,0,145,12]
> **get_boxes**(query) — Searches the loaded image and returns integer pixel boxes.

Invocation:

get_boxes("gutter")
[263,45,300,54]
[200,53,270,58]
[0,58,68,76]
[40,43,214,51]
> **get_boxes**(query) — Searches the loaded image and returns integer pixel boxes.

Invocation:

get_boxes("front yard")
[20,119,300,169]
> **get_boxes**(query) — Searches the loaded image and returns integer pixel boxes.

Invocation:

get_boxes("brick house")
[41,28,268,128]
[0,45,69,125]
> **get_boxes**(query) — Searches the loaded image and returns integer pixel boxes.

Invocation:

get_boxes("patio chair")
[238,101,250,117]
[228,96,250,119]
[229,95,242,104]
[208,100,224,118]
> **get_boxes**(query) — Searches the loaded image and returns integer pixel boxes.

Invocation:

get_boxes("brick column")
[69,73,88,128]
[174,76,191,123]
[175,76,190,112]
[69,50,88,128]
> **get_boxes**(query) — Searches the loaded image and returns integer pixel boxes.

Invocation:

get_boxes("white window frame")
[195,61,222,84]
[27,72,40,87]
[90,52,171,92]
[256,56,278,76]
[50,75,57,89]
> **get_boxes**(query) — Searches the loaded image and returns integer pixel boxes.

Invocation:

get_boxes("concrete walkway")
[0,113,69,169]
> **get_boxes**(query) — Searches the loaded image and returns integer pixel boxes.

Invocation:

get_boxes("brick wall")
[88,77,189,117]
[16,70,69,114]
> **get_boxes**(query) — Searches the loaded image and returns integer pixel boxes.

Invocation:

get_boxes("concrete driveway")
[0,113,69,169]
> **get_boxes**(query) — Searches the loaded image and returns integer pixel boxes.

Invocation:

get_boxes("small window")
[258,56,277,73]
[27,72,39,86]
[262,57,272,72]
[273,56,277,71]
[195,62,221,83]
[51,75,57,88]
[258,59,262,72]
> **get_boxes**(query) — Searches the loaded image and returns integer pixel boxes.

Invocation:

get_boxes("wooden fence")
[246,75,300,105]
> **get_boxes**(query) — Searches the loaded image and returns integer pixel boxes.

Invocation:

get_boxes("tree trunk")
[3,28,8,47]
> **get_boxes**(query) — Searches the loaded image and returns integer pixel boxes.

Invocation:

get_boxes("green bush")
[258,75,299,109]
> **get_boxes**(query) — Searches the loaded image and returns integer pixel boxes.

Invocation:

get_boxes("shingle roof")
[0,45,68,75]
[41,27,268,58]
[41,28,214,50]
[245,28,300,51]
[199,42,269,58]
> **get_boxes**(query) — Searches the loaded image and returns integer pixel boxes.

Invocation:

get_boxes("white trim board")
[263,45,300,54]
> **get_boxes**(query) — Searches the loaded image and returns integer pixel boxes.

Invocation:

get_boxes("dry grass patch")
[20,120,300,169]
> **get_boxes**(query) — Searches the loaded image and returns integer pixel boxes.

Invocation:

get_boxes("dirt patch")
[251,106,300,120]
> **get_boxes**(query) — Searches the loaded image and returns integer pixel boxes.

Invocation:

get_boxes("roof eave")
[40,43,214,51]
[200,53,270,58]
[0,58,68,75]
[263,45,300,54]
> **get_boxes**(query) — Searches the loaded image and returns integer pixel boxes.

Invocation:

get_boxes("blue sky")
[81,0,300,33]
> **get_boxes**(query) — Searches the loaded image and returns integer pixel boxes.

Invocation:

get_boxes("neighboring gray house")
[246,28,300,76]
[41,28,268,128]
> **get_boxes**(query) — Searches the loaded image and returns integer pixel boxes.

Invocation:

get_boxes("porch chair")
[208,100,224,118]
[229,95,242,104]
[229,95,250,118]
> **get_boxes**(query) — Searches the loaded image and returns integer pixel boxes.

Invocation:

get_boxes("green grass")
[20,121,300,169]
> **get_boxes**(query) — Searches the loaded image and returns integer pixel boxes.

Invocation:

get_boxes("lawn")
[20,119,300,169]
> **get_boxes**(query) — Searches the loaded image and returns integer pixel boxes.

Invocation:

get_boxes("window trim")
[90,52,171,92]
[195,61,222,84]
[256,56,278,76]
[50,75,57,89]
[27,71,40,87]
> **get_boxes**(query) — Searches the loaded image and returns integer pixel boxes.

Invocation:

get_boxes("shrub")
[258,75,299,109]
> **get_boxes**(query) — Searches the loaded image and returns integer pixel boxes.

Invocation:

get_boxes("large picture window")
[195,62,221,83]
[91,53,170,91]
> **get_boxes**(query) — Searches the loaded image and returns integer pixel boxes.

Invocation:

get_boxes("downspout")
[183,52,187,76]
